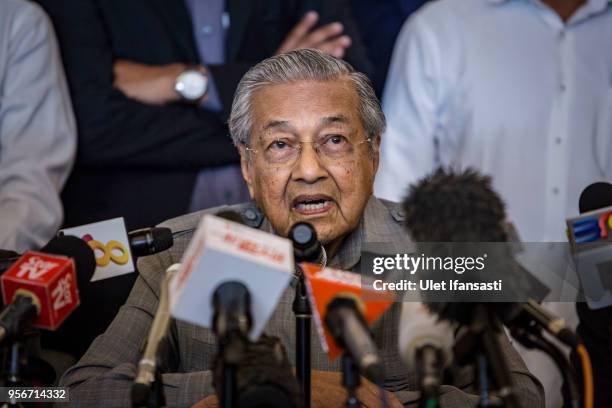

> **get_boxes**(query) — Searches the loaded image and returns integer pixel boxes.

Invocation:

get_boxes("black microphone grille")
[579,181,612,213]
[288,222,323,263]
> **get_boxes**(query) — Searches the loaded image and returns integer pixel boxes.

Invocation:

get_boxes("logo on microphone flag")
[61,217,134,282]
[301,263,394,359]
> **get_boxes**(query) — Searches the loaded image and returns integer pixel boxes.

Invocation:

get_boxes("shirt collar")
[486,0,612,5]
[325,196,411,272]
[486,0,612,24]
[259,196,408,272]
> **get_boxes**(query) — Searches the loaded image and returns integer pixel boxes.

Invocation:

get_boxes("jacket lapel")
[150,0,199,62]
[226,0,253,61]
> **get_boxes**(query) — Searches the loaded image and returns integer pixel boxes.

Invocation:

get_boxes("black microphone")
[208,210,300,408]
[403,168,573,338]
[288,222,323,408]
[402,168,529,408]
[579,182,612,214]
[324,295,385,384]
[0,235,96,280]
[402,168,521,323]
[128,228,173,258]
[289,223,325,265]
[0,250,19,274]
[213,281,252,341]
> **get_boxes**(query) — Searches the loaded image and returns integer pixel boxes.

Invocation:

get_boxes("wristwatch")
[175,68,208,102]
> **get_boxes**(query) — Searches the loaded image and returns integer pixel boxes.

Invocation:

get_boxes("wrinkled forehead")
[249,79,362,136]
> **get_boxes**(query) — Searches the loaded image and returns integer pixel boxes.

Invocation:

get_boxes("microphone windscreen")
[43,235,96,284]
[0,250,19,260]
[579,182,612,213]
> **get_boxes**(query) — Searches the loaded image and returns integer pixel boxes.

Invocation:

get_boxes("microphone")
[212,281,252,341]
[398,302,454,398]
[167,211,299,408]
[566,183,612,308]
[0,235,97,279]
[325,295,384,383]
[289,223,326,265]
[131,263,180,407]
[0,235,95,339]
[507,299,579,348]
[0,250,20,275]
[579,182,612,214]
[403,168,571,334]
[128,228,173,258]
[401,168,540,408]
[301,263,394,384]
[288,222,324,408]
[130,210,245,260]
[169,213,294,340]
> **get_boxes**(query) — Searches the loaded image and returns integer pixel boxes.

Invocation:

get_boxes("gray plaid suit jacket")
[61,197,544,407]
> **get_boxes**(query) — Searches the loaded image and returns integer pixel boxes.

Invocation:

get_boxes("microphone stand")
[510,325,578,408]
[341,353,361,408]
[454,304,522,408]
[293,270,311,408]
[289,222,326,408]
[212,281,252,408]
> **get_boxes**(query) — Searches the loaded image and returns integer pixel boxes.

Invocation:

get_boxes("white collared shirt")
[0,0,76,252]
[375,0,612,243]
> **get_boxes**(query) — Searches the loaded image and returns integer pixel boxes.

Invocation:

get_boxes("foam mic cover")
[402,168,521,325]
[579,182,612,213]
[44,235,96,284]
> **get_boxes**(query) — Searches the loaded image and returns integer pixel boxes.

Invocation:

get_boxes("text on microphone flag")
[300,262,395,359]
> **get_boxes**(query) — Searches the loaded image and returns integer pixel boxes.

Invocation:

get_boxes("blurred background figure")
[0,0,76,253]
[36,0,372,233]
[32,0,372,362]
[374,0,612,405]
[351,0,429,98]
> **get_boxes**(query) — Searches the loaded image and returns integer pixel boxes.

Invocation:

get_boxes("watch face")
[176,70,207,101]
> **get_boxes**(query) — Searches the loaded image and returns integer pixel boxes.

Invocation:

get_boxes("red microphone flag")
[1,252,80,330]
[300,262,394,360]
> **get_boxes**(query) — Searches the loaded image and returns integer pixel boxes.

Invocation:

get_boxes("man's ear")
[371,134,381,174]
[238,144,256,199]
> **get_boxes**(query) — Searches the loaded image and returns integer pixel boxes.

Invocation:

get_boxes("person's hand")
[276,11,351,58]
[113,60,206,105]
[191,394,218,408]
[310,370,403,408]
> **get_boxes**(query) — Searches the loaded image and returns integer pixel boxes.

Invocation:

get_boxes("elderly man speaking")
[61,49,543,407]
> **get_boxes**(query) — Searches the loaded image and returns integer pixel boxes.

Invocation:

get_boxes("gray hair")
[228,48,386,147]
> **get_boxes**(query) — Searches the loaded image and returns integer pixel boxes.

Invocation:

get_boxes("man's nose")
[291,143,328,183]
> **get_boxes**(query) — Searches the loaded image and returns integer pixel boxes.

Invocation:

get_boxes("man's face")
[239,78,380,248]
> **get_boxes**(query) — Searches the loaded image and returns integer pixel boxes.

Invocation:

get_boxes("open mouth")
[292,195,335,215]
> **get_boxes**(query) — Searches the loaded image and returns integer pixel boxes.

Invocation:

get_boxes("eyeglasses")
[245,135,372,166]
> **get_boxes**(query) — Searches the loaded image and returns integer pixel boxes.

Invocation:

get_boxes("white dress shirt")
[375,0,612,243]
[374,0,612,406]
[0,0,76,252]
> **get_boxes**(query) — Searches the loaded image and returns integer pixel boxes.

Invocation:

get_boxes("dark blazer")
[34,0,371,359]
[36,0,372,232]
